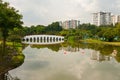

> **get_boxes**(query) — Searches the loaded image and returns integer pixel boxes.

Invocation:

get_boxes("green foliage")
[78,23,97,30]
[10,22,120,42]
[21,22,63,35]
[45,22,63,35]
[115,23,120,37]
[60,30,69,36]
[68,36,75,42]
[103,28,117,41]
[47,22,62,31]
[97,27,106,37]
[35,25,45,34]
[8,27,23,42]
[36,25,46,34]
[11,54,25,67]
[28,25,46,35]
[0,0,23,54]
[0,0,23,34]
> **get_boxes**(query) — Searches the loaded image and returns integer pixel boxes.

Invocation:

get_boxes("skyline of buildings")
[92,11,120,26]
[59,11,120,29]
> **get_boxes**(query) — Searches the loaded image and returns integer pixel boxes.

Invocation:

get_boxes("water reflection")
[32,43,120,63]
[59,43,120,62]
[111,49,118,56]
[30,43,120,63]
[10,42,120,80]
[90,50,110,62]
[0,72,20,80]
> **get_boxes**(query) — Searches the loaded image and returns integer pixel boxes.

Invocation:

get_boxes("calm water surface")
[10,43,120,80]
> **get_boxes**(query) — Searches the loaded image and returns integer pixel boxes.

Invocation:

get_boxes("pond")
[9,42,120,80]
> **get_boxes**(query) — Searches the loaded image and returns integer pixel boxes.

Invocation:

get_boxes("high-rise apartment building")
[60,20,80,29]
[111,15,120,25]
[92,12,111,26]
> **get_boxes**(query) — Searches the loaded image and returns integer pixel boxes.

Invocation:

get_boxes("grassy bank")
[80,39,120,46]
[0,41,25,74]
[0,41,23,52]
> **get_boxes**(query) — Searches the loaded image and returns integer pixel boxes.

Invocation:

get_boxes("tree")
[8,28,24,47]
[0,0,23,55]
[22,27,31,35]
[97,28,106,38]
[36,25,46,34]
[103,28,117,42]
[60,30,69,36]
[115,23,120,37]
[46,22,63,34]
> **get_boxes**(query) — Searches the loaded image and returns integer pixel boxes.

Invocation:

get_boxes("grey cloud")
[4,0,120,26]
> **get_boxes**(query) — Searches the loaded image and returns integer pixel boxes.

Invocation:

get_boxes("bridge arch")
[22,35,64,44]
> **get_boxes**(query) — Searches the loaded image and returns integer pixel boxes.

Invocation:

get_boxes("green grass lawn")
[0,40,23,53]
[80,39,120,46]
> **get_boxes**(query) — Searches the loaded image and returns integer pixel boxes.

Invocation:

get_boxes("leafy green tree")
[0,0,23,54]
[22,27,31,35]
[78,23,98,36]
[8,28,24,47]
[115,23,120,37]
[46,22,63,35]
[78,23,97,30]
[60,30,69,36]
[99,24,114,28]
[103,28,117,42]
[30,25,36,35]
[35,25,46,34]
[97,28,106,38]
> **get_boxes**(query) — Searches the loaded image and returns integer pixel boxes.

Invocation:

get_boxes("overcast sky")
[4,0,120,26]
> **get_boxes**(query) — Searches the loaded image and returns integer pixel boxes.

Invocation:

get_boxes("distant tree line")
[1,22,120,43]
[60,23,120,42]
[22,22,62,35]
[1,22,62,43]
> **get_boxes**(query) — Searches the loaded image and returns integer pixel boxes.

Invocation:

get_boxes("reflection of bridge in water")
[22,35,64,45]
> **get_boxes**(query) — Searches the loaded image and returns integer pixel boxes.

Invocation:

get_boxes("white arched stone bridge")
[22,35,64,45]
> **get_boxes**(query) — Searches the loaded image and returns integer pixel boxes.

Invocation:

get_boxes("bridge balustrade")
[22,35,64,44]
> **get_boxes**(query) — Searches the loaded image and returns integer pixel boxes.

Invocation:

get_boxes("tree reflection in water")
[31,42,120,63]
[0,72,20,80]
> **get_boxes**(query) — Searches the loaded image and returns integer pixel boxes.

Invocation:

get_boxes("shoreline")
[80,39,120,46]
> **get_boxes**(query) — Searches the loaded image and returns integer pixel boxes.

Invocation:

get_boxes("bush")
[11,54,25,67]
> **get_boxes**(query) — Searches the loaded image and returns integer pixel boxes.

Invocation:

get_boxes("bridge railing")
[22,35,64,44]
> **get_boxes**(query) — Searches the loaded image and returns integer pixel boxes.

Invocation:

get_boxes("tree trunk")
[3,36,6,55]
[2,29,7,57]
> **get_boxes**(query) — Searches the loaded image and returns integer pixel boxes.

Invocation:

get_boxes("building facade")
[92,12,111,26]
[60,20,80,29]
[111,15,120,25]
